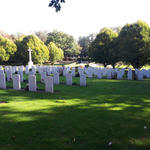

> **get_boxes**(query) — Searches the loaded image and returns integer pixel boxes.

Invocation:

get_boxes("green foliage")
[47,42,64,64]
[118,20,150,68]
[13,35,49,64]
[88,28,119,67]
[0,36,17,62]
[45,30,81,57]
[78,34,96,57]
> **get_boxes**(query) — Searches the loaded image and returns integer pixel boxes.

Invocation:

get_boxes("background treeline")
[0,30,81,65]
[1,20,150,68]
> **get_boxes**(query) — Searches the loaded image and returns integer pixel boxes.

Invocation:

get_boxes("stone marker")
[0,70,4,74]
[18,70,24,82]
[13,74,21,90]
[66,73,72,85]
[0,73,6,89]
[127,69,132,80]
[137,71,143,80]
[45,76,54,93]
[107,70,112,79]
[71,67,76,77]
[80,74,86,86]
[6,70,12,81]
[41,72,47,83]
[29,75,37,92]
[54,73,59,85]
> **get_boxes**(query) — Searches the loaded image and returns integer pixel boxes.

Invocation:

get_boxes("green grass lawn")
[0,76,150,150]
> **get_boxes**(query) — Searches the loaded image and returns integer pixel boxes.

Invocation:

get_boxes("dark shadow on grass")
[0,79,150,150]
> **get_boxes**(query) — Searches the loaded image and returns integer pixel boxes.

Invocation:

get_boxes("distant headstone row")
[0,65,150,93]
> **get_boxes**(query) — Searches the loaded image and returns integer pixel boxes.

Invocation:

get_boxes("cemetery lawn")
[0,77,150,150]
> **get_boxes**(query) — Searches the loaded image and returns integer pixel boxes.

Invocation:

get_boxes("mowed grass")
[0,75,150,150]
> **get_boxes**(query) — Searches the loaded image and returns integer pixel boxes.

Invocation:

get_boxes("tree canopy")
[88,28,119,67]
[118,20,150,68]
[12,35,49,65]
[45,30,81,57]
[0,36,17,62]
[47,42,64,64]
[78,34,96,57]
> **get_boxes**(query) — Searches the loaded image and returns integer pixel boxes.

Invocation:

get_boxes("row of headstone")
[1,65,150,81]
[39,71,86,86]
[78,67,150,81]
[0,73,54,93]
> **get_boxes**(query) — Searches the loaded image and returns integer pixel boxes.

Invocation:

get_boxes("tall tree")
[45,30,81,57]
[88,28,119,67]
[47,42,64,64]
[118,20,150,68]
[12,35,49,65]
[78,34,96,57]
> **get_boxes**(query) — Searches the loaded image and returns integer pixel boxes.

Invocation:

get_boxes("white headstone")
[18,70,24,82]
[6,70,12,81]
[54,73,59,85]
[41,72,47,83]
[13,74,21,90]
[25,66,29,74]
[66,73,72,86]
[45,76,54,93]
[71,67,76,77]
[0,70,4,74]
[137,71,143,80]
[80,74,86,86]
[0,73,6,89]
[29,75,37,92]
[127,69,132,80]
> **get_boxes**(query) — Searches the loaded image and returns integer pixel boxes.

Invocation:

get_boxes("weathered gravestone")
[80,74,86,86]
[54,73,59,85]
[66,73,72,85]
[45,76,54,93]
[25,66,29,74]
[41,72,47,83]
[137,70,143,80]
[0,73,6,89]
[97,69,102,79]
[6,70,12,81]
[18,70,24,82]
[0,70,4,74]
[29,75,37,92]
[13,74,21,90]
[107,69,112,79]
[127,69,132,80]
[71,67,76,77]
